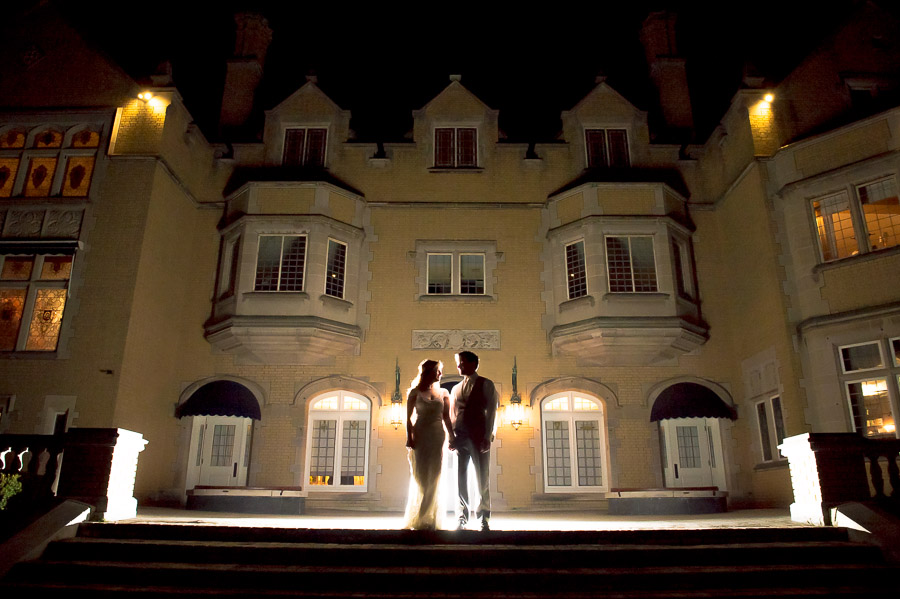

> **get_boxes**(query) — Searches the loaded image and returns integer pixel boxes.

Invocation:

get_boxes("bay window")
[565,240,587,300]
[325,239,347,298]
[0,254,72,352]
[254,235,306,292]
[839,340,899,438]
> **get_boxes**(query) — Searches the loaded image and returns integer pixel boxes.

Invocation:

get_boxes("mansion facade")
[1,3,899,513]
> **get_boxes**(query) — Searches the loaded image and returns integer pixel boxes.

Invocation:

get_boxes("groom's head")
[455,351,479,377]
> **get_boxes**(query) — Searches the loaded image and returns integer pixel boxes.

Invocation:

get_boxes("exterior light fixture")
[390,358,404,430]
[508,357,524,430]
[764,93,774,103]
[138,91,154,102]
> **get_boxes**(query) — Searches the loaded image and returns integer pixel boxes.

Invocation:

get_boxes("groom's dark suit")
[451,373,498,528]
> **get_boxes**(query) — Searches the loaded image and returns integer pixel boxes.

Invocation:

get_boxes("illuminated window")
[585,129,629,168]
[858,178,900,251]
[606,236,657,293]
[283,128,327,167]
[0,254,72,352]
[0,125,98,198]
[426,252,485,295]
[541,392,608,493]
[305,390,370,491]
[565,240,587,300]
[837,339,899,438]
[325,239,347,298]
[756,396,787,462]
[254,235,306,292]
[434,127,477,168]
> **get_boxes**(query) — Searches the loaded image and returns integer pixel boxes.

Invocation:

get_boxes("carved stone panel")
[412,329,500,351]
[43,209,84,239]
[4,209,44,237]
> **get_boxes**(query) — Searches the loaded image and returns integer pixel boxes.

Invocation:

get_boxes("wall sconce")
[390,358,404,430]
[508,357,524,430]
[763,93,774,103]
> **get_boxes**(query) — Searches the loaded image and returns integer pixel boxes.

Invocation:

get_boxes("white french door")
[186,416,252,489]
[660,418,726,491]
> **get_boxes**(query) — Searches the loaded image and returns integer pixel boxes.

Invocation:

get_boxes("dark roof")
[650,383,736,422]
[224,167,364,197]
[549,167,690,199]
[176,380,261,420]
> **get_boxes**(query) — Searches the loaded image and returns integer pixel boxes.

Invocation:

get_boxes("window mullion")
[276,236,286,291]
[627,238,636,292]
[849,184,870,254]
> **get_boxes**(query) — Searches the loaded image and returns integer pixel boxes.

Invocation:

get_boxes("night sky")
[55,0,864,143]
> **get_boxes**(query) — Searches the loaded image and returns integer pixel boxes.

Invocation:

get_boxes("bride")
[402,359,455,530]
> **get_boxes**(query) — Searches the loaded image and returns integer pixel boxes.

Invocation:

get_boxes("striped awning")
[176,380,261,420]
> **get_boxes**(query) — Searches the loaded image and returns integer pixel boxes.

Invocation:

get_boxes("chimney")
[219,13,273,132]
[640,11,694,137]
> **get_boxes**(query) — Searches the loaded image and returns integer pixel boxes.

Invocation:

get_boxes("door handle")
[674,464,679,479]
[233,463,238,477]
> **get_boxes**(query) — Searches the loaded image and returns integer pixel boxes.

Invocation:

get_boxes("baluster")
[888,451,900,499]
[868,453,886,499]
[0,446,11,472]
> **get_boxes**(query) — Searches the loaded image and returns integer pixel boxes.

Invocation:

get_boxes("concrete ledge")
[607,488,727,515]
[832,502,900,563]
[186,487,306,515]
[0,499,92,577]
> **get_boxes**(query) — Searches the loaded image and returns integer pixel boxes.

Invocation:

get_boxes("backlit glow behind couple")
[402,351,499,531]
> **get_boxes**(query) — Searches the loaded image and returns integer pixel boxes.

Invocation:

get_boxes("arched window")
[305,391,371,491]
[541,391,608,493]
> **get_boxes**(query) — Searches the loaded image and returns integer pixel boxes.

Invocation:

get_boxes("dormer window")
[283,128,327,167]
[585,129,629,168]
[434,127,477,168]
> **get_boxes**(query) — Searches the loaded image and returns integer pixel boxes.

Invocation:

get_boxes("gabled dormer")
[561,78,651,171]
[262,77,352,168]
[412,75,499,171]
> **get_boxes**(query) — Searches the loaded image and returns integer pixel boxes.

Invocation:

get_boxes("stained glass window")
[1,255,71,352]
[23,157,57,196]
[25,288,66,351]
[0,158,19,197]
[0,289,26,351]
[61,156,95,196]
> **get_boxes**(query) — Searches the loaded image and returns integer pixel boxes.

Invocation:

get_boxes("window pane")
[313,396,339,410]
[23,157,57,196]
[71,130,100,148]
[435,128,454,167]
[585,130,607,167]
[813,193,858,261]
[25,288,66,351]
[61,156,95,197]
[630,237,657,292]
[279,236,306,291]
[309,419,336,485]
[210,424,235,467]
[847,379,893,437]
[771,397,786,455]
[0,289,26,351]
[460,254,484,294]
[2,257,34,280]
[283,129,305,166]
[858,178,900,251]
[544,397,569,411]
[757,402,773,461]
[0,158,19,197]
[545,420,571,486]
[606,236,633,292]
[34,130,62,148]
[305,129,327,167]
[841,342,883,373]
[893,338,900,367]
[325,240,346,298]
[456,128,477,167]
[573,396,599,411]
[254,236,283,291]
[340,419,367,486]
[575,420,603,486]
[566,241,587,299]
[40,256,73,281]
[676,425,702,468]
[427,254,452,294]
[1,130,26,148]
[607,130,629,167]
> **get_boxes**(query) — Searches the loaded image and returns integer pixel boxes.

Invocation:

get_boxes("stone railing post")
[57,428,147,521]
[779,433,870,526]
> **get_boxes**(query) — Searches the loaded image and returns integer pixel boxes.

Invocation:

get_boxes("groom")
[449,350,499,531]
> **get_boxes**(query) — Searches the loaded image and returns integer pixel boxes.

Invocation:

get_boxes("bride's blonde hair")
[408,359,442,393]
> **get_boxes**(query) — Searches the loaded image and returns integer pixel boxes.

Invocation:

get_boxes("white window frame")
[281,126,329,168]
[604,235,658,293]
[541,391,609,494]
[671,235,695,299]
[304,390,371,492]
[891,337,900,368]
[324,238,347,299]
[755,395,787,463]
[414,240,498,300]
[838,341,885,374]
[810,174,900,263]
[432,126,479,168]
[0,254,71,352]
[837,338,900,439]
[565,239,587,300]
[583,127,631,168]
[425,252,486,296]
[252,234,307,293]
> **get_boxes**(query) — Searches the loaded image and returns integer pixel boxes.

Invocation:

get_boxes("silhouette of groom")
[449,350,498,531]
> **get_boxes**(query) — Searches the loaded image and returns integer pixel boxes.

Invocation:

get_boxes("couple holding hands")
[403,351,498,531]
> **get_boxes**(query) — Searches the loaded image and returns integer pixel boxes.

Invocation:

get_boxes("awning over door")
[650,382,736,422]
[176,380,261,420]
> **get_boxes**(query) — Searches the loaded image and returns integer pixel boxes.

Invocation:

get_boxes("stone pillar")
[779,433,870,526]
[57,428,148,521]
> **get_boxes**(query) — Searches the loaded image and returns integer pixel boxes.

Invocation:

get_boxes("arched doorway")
[177,380,262,490]
[650,382,736,491]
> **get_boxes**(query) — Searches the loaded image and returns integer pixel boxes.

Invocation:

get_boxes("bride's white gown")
[402,390,447,530]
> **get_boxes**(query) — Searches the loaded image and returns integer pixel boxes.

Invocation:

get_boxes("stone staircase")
[2,522,899,597]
